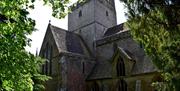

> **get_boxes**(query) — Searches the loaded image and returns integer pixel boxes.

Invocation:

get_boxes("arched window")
[43,43,53,75]
[106,11,109,16]
[79,10,82,17]
[116,79,127,91]
[45,43,49,75]
[49,46,53,75]
[116,57,125,76]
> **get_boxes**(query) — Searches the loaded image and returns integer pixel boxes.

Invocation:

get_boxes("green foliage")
[0,0,86,90]
[0,0,72,90]
[43,0,70,18]
[42,0,86,19]
[0,0,79,90]
[120,0,180,90]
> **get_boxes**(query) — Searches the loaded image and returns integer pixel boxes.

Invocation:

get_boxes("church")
[39,0,160,91]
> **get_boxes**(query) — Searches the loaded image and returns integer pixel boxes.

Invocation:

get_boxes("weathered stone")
[39,0,158,91]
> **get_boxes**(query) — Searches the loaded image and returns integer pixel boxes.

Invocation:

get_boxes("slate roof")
[87,47,136,80]
[86,44,156,80]
[103,23,124,37]
[117,46,156,75]
[96,30,130,46]
[87,60,113,80]
[48,24,90,56]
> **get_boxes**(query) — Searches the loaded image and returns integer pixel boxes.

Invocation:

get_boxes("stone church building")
[39,0,160,91]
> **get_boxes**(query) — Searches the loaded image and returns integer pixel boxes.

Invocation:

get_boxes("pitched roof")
[118,47,135,61]
[48,24,90,56]
[116,47,156,75]
[86,47,135,80]
[96,30,131,46]
[87,46,156,80]
[87,60,113,80]
[103,23,124,37]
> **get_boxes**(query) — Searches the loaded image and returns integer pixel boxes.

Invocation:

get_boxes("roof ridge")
[49,24,84,37]
[49,24,67,31]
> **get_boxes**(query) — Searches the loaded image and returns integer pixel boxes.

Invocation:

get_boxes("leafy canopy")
[119,0,180,90]
[0,0,72,90]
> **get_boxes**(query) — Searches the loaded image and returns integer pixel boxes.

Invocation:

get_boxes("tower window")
[106,11,109,16]
[79,10,82,17]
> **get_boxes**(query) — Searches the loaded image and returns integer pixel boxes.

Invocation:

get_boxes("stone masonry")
[39,0,159,91]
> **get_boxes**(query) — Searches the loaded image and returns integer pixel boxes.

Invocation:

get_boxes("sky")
[26,0,127,54]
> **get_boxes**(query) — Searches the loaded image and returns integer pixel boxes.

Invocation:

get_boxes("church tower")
[68,0,117,54]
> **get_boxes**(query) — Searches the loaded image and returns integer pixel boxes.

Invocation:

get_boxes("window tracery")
[116,57,125,76]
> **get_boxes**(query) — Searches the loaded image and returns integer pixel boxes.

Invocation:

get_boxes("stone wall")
[68,0,117,54]
[95,0,117,28]
[96,31,156,75]
[86,72,157,91]
[68,0,95,31]
[59,53,95,91]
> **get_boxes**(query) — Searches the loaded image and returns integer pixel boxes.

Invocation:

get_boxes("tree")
[119,0,180,90]
[0,0,71,90]
[43,0,85,18]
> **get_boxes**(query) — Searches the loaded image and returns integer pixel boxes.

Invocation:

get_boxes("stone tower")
[40,1,157,91]
[68,0,117,54]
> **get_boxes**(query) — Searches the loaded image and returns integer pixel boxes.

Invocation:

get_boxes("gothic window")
[45,43,49,75]
[116,57,125,76]
[45,43,49,59]
[106,11,109,16]
[41,43,54,75]
[79,10,82,17]
[116,79,127,91]
[91,82,99,91]
[49,46,53,75]
[42,43,53,75]
[45,60,48,75]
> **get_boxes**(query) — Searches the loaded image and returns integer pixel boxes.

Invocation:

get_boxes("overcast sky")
[26,0,127,54]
